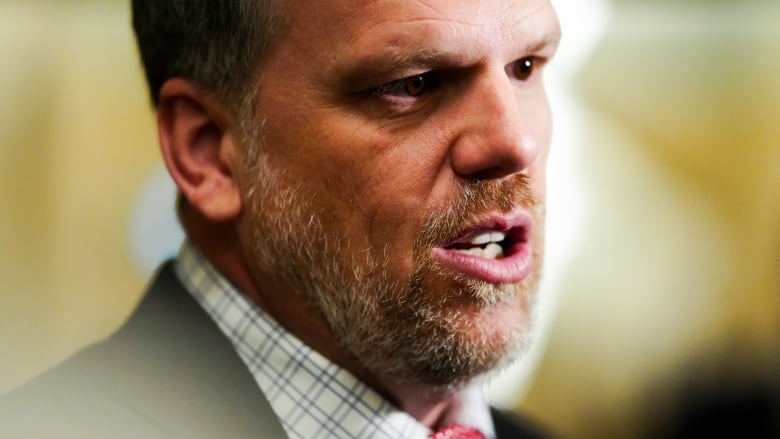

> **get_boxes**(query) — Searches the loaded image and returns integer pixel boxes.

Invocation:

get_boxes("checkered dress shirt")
[175,241,495,439]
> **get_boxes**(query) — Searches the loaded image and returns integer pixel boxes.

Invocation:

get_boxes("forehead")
[281,0,559,60]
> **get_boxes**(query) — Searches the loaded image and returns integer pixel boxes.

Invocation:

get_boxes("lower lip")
[432,241,533,284]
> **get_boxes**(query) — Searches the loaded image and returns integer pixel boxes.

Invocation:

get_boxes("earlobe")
[157,79,242,222]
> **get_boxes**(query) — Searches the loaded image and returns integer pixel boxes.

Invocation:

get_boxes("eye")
[374,72,439,98]
[404,75,428,97]
[511,57,538,81]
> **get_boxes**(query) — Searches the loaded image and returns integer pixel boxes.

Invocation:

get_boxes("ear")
[157,79,242,222]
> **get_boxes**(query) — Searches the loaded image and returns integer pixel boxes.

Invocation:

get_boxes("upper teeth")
[469,231,506,245]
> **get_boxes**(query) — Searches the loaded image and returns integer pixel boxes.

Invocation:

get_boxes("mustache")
[415,174,537,249]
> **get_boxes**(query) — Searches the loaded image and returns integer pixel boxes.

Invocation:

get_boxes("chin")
[373,270,538,389]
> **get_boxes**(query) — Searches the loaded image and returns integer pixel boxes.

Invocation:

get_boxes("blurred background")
[1,1,778,438]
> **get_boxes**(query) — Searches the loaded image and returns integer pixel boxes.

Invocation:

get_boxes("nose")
[449,72,543,180]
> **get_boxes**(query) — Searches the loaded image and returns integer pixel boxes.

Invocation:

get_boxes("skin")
[157,0,560,428]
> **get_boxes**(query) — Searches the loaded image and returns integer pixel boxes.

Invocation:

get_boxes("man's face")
[238,0,560,387]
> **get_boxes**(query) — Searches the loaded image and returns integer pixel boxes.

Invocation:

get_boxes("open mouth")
[432,212,533,284]
[443,226,527,260]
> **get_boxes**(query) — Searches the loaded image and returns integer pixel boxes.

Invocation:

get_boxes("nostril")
[467,166,513,180]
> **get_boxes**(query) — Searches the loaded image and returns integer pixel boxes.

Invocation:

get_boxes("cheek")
[355,138,449,276]
[358,172,432,274]
[265,118,437,267]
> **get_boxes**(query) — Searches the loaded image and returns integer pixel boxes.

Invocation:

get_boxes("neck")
[380,376,460,428]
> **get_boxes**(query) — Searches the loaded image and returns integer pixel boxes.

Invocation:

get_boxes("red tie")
[429,424,487,439]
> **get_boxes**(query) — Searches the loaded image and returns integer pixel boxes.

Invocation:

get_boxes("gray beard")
[243,154,541,389]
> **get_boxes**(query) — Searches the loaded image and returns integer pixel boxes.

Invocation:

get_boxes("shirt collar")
[174,241,495,439]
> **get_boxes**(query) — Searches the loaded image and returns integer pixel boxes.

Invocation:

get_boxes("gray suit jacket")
[0,263,549,438]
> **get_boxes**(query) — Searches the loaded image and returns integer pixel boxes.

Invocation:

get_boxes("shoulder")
[0,341,165,437]
[491,407,556,439]
[0,262,286,438]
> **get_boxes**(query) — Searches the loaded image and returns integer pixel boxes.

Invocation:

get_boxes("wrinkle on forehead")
[356,0,551,37]
[269,0,560,101]
[289,0,555,41]
[337,1,558,68]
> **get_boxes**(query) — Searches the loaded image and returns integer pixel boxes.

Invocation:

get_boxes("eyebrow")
[525,30,561,55]
[335,49,456,90]
[333,28,562,91]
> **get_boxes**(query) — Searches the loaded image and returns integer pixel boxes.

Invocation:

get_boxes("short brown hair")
[131,1,287,115]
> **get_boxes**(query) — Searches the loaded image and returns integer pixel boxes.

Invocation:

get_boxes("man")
[1,0,560,437]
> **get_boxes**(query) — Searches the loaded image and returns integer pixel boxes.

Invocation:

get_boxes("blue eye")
[375,72,439,98]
